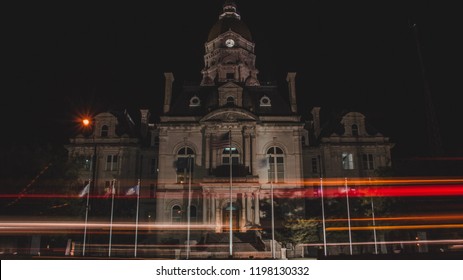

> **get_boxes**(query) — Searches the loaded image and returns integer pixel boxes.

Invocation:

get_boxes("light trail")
[326,224,463,231]
[300,238,463,247]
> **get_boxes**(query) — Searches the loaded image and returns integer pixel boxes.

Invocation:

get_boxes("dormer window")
[226,96,235,106]
[189,96,201,107]
[101,125,109,137]
[259,96,271,107]
[352,124,359,136]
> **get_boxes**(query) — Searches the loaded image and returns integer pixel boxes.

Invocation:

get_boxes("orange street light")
[82,118,90,126]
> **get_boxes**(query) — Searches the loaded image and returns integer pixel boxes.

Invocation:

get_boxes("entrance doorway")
[223,203,239,232]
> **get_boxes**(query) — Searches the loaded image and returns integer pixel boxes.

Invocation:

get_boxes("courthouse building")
[67,1,393,248]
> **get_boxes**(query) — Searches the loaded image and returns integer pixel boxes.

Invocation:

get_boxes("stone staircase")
[200,231,266,252]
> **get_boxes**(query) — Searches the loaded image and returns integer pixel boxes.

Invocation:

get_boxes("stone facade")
[66,1,394,246]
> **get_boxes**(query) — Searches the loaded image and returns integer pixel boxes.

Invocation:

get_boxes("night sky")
[4,1,462,158]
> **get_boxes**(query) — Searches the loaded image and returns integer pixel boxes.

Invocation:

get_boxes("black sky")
[4,1,462,158]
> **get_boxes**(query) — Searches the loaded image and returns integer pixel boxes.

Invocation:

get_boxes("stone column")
[202,192,207,223]
[250,134,256,175]
[293,131,303,187]
[246,193,252,222]
[215,202,221,233]
[212,195,216,227]
[244,131,251,172]
[254,192,260,225]
[240,193,246,232]
[204,132,210,173]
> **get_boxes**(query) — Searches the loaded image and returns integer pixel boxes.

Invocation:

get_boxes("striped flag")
[211,131,230,149]
[104,181,115,198]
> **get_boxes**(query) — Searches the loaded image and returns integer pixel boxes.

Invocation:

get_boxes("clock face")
[225,39,235,48]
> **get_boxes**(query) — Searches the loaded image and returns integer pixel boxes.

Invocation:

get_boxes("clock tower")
[201,0,260,86]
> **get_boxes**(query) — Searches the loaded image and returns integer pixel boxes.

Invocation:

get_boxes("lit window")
[342,152,354,170]
[176,147,195,183]
[222,147,239,165]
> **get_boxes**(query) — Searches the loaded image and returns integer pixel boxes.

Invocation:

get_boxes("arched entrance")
[222,202,239,232]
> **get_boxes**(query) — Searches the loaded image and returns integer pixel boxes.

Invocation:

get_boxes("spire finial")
[220,0,240,20]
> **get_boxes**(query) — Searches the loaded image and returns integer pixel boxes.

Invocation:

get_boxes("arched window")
[101,125,109,137]
[267,146,285,183]
[176,147,195,183]
[226,96,235,106]
[352,124,359,136]
[222,147,239,165]
[172,205,182,223]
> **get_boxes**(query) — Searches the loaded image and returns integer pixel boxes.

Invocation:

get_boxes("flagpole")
[134,179,140,258]
[270,178,275,259]
[108,179,116,258]
[82,180,91,257]
[186,155,192,259]
[345,177,353,255]
[320,178,327,257]
[369,177,378,254]
[267,154,276,259]
[229,129,233,257]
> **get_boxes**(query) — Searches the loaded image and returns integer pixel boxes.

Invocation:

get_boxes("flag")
[259,157,269,168]
[78,182,90,197]
[125,184,140,196]
[211,131,230,149]
[104,181,115,198]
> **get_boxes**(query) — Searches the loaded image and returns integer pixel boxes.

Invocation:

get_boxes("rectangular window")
[151,158,157,174]
[226,73,234,80]
[79,155,93,171]
[222,156,239,165]
[268,156,285,183]
[176,170,192,183]
[342,152,354,170]
[362,154,374,170]
[106,155,118,171]
[311,157,318,173]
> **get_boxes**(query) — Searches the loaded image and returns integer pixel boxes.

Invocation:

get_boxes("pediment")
[219,81,242,90]
[200,108,257,123]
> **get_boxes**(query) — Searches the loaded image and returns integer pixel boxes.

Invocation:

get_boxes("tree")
[279,218,319,246]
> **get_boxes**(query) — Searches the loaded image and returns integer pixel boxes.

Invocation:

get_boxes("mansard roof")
[318,110,380,138]
[167,82,294,117]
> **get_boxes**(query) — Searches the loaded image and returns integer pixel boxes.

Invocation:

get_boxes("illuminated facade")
[67,1,393,249]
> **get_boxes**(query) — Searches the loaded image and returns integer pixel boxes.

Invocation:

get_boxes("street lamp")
[82,118,97,192]
[81,117,97,257]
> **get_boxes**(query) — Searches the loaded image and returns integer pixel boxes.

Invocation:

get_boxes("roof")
[167,82,294,117]
[207,16,252,41]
